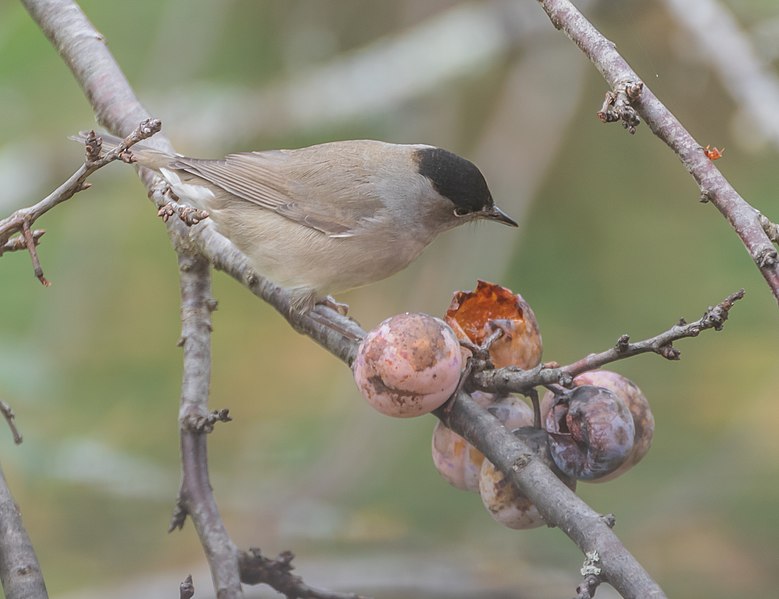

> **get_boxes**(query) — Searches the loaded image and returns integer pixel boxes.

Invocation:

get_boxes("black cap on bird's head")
[413,147,518,227]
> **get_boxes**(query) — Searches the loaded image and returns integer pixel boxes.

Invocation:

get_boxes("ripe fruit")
[353,313,462,418]
[565,370,654,482]
[544,385,635,481]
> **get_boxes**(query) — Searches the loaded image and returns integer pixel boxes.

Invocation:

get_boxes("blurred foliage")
[1,0,778,598]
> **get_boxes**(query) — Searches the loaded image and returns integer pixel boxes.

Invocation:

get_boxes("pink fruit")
[353,313,462,418]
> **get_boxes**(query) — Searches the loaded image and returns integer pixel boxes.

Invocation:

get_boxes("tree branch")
[239,549,369,599]
[537,0,779,306]
[0,464,48,599]
[172,252,243,598]
[436,393,666,598]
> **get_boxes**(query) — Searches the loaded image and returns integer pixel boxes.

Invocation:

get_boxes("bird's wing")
[172,148,384,237]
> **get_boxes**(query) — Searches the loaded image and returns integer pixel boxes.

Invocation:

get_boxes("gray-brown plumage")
[73,134,517,312]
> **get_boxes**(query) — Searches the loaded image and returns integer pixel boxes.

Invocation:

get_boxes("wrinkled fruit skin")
[432,394,533,492]
[571,370,654,482]
[445,280,542,369]
[353,313,462,418]
[545,386,635,481]
[479,427,576,529]
[541,370,655,482]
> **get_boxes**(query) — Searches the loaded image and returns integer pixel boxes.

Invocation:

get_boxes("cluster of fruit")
[352,281,654,529]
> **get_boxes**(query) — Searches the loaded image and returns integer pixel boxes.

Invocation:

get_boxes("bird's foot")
[317,295,350,316]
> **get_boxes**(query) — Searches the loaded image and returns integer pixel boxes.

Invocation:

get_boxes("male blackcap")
[74,135,517,313]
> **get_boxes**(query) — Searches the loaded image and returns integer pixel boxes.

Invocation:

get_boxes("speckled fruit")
[353,313,463,418]
[445,280,542,369]
[479,427,576,529]
[544,385,635,481]
[568,370,654,482]
[432,395,533,491]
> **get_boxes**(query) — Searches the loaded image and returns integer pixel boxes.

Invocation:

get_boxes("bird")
[74,134,518,313]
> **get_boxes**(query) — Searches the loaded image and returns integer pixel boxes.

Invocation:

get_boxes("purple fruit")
[545,386,635,481]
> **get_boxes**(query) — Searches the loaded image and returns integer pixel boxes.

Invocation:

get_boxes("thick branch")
[537,0,779,306]
[0,465,48,599]
[436,393,666,599]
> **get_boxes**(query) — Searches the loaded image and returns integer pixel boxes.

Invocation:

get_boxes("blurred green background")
[1,1,778,597]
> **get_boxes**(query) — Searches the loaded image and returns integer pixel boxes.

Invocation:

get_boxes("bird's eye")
[453,207,470,217]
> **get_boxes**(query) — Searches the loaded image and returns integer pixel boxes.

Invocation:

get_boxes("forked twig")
[0,119,161,285]
[239,549,370,599]
[472,289,744,393]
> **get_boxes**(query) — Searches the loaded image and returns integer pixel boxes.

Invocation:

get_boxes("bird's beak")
[483,205,518,227]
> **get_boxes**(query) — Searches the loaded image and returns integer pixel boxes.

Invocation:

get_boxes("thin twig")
[0,230,44,257]
[0,118,161,284]
[0,119,161,246]
[472,289,744,393]
[239,549,370,599]
[21,219,48,286]
[0,401,23,445]
[537,0,779,306]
